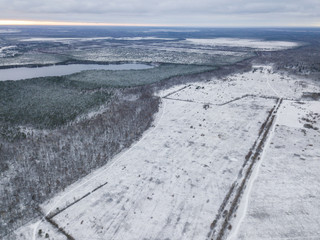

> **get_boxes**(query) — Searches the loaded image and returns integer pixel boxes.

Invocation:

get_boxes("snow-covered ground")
[12,65,320,240]
[0,45,18,57]
[0,46,16,53]
[0,29,20,34]
[184,38,300,51]
[167,65,320,104]
[230,100,320,240]
[21,37,177,42]
[21,37,298,52]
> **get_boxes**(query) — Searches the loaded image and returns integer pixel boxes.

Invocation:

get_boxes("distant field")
[68,45,253,66]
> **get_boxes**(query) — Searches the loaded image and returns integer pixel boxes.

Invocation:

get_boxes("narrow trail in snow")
[47,180,109,219]
[227,105,278,240]
[162,85,191,98]
[212,70,284,240]
[207,98,283,240]
[224,69,283,240]
[266,76,280,98]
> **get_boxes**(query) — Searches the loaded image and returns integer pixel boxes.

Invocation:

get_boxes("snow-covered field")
[185,38,300,51]
[0,29,20,34]
[21,37,177,42]
[12,65,320,240]
[166,65,320,104]
[229,100,320,240]
[0,45,18,57]
[21,37,298,52]
[30,96,274,240]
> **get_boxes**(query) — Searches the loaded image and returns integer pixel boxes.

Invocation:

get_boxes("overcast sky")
[0,0,320,26]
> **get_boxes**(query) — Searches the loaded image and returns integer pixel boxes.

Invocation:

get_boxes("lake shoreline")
[0,62,155,81]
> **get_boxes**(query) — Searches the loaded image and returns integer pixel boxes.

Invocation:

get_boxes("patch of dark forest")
[0,88,159,238]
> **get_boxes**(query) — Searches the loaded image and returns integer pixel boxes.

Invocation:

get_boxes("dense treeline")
[0,88,159,237]
[0,76,113,129]
[256,42,320,80]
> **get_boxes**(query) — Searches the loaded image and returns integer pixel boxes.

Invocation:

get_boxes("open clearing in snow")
[229,100,320,240]
[184,38,299,51]
[167,66,320,104]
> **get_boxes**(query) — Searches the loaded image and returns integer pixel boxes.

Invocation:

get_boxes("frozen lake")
[0,63,154,81]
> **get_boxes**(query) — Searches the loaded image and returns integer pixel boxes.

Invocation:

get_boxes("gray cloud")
[1,0,320,26]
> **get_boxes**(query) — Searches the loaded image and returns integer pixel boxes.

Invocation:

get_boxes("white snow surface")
[35,97,276,240]
[0,29,20,34]
[233,100,320,240]
[4,220,67,240]
[21,37,177,42]
[0,46,16,53]
[185,38,300,51]
[276,100,317,128]
[168,65,320,104]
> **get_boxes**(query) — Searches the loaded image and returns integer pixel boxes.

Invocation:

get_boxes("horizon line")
[0,20,319,28]
[0,20,174,27]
